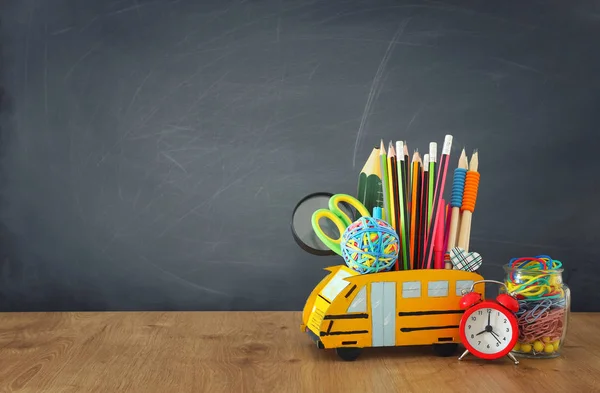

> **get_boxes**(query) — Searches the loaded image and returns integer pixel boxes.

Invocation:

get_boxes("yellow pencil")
[387,142,397,230]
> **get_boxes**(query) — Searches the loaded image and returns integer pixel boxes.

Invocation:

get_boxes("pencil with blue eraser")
[373,207,382,220]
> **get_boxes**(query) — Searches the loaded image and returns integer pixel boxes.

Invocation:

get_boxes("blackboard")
[1,0,599,311]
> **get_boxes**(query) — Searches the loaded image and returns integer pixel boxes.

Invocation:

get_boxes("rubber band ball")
[341,216,399,274]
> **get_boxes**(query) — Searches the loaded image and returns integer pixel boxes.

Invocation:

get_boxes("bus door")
[370,282,396,347]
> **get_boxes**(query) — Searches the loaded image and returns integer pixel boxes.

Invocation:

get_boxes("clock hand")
[487,311,491,328]
[476,330,487,336]
[490,330,502,345]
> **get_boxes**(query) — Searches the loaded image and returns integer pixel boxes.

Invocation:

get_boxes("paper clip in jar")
[501,256,571,358]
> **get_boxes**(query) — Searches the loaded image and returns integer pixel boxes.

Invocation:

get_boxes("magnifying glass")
[290,192,358,256]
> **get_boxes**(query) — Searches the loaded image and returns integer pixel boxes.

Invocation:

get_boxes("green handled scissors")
[311,194,371,256]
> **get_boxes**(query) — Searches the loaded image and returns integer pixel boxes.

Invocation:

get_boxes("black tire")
[433,343,459,357]
[336,347,362,361]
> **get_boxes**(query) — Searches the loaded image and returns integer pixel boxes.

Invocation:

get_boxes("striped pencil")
[379,140,391,224]
[423,135,453,269]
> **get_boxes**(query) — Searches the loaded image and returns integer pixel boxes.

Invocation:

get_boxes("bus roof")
[342,268,484,287]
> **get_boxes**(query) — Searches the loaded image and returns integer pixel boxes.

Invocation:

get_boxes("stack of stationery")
[357,135,480,270]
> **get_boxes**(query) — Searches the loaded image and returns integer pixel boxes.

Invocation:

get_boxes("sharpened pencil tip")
[469,150,479,172]
[458,149,468,169]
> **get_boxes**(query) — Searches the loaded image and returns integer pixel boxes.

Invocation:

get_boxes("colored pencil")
[414,157,422,268]
[434,201,445,269]
[409,151,420,269]
[446,148,468,268]
[428,142,437,227]
[357,147,384,216]
[379,140,391,224]
[388,143,400,233]
[423,135,453,269]
[418,153,430,269]
[400,143,410,253]
[443,201,452,257]
[457,150,480,252]
[396,141,409,270]
[387,143,398,231]
[403,142,410,204]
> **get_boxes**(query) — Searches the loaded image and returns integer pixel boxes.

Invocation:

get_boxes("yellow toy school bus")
[300,265,485,361]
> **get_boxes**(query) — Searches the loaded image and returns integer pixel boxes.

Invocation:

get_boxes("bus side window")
[347,287,367,312]
[402,281,421,298]
[428,281,449,297]
[456,280,474,296]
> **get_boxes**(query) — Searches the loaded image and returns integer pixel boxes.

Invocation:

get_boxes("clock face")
[462,303,516,356]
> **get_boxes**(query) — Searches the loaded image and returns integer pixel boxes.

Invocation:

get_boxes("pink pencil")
[424,135,453,268]
[443,201,452,254]
[434,206,445,269]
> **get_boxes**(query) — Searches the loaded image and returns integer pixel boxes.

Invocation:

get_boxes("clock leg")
[458,349,470,361]
[507,352,519,365]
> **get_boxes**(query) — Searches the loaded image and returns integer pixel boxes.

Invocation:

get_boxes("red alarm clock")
[458,280,520,365]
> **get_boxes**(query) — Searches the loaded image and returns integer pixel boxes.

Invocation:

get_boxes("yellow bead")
[533,341,545,352]
[520,343,532,353]
[552,340,560,350]
[544,344,554,353]
[513,342,521,351]
[542,337,552,343]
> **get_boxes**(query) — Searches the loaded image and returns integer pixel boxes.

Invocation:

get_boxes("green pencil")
[379,140,391,224]
[357,147,383,215]
[428,142,437,227]
[396,141,410,270]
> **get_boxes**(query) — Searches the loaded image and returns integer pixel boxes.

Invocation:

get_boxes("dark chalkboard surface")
[1,0,599,311]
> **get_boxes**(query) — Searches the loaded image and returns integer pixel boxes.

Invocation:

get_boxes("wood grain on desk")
[0,312,597,392]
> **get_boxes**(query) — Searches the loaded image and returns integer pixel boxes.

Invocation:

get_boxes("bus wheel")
[336,347,362,361]
[433,343,459,357]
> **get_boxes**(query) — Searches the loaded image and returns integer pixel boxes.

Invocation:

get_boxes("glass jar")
[502,260,570,358]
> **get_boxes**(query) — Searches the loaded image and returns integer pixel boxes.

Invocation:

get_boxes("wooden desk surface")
[0,312,597,392]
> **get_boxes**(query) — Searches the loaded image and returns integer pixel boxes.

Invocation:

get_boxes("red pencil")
[418,154,429,269]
